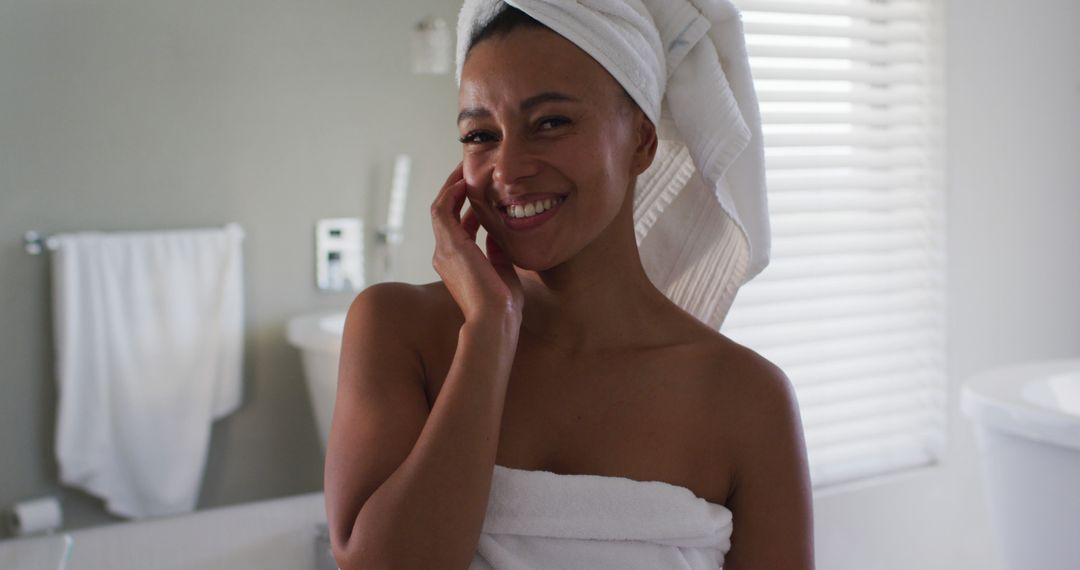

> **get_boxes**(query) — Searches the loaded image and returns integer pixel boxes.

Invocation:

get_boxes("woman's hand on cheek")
[431,162,523,326]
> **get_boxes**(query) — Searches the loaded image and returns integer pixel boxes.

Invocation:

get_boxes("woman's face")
[458,25,655,271]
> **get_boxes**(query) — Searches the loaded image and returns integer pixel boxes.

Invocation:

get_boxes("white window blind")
[721,0,948,490]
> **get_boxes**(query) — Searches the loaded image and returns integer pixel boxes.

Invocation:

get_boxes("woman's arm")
[324,282,521,570]
[722,354,815,570]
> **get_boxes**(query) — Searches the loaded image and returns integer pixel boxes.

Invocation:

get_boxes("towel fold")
[50,223,245,519]
[471,464,733,569]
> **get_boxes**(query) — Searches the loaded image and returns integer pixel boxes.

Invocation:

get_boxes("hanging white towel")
[49,223,245,519]
[472,464,733,569]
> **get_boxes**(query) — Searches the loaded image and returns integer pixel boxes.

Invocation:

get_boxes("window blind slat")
[726,311,938,348]
[721,289,937,328]
[757,87,928,105]
[734,269,940,305]
[745,330,945,368]
[752,66,927,84]
[765,171,925,192]
[728,345,946,386]
[763,130,929,147]
[749,44,925,64]
[763,109,927,126]
[724,0,945,490]
[750,249,934,279]
[809,434,942,488]
[805,408,944,445]
[744,21,927,42]
[760,87,928,104]
[764,151,926,170]
[801,388,943,425]
[810,430,946,467]
[767,187,934,211]
[739,0,928,21]
[725,330,945,372]
[769,208,931,235]
[807,415,945,453]
[779,351,944,387]
[796,371,940,407]
[768,229,932,256]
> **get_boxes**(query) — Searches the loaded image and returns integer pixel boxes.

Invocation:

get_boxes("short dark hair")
[464,4,636,110]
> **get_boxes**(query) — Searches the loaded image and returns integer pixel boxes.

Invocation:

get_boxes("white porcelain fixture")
[286,310,348,453]
[0,492,328,570]
[960,357,1080,570]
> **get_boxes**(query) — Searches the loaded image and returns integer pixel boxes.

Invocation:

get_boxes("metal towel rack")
[23,230,57,255]
[23,223,245,255]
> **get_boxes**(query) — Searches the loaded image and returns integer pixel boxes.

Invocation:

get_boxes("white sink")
[286,310,349,453]
[961,357,1080,570]
[0,493,329,570]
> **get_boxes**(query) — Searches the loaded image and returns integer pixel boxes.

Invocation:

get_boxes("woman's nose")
[492,135,540,188]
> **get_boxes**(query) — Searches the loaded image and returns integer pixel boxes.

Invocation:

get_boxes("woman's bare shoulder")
[704,337,814,568]
[353,280,461,321]
[694,331,795,428]
[346,281,461,347]
[705,332,786,387]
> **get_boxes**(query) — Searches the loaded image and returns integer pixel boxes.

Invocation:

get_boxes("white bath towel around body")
[471,464,733,569]
[50,223,245,519]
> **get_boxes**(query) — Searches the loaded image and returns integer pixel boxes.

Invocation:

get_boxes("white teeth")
[508,196,563,219]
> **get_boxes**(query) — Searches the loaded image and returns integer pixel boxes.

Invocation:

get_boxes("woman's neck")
[513,208,679,356]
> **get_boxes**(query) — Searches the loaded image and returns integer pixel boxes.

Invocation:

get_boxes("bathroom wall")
[810,0,1080,568]
[0,0,464,535]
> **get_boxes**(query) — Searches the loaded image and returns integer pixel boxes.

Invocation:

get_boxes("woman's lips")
[499,196,566,231]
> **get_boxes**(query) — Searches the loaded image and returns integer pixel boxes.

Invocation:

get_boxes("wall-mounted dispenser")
[315,218,364,292]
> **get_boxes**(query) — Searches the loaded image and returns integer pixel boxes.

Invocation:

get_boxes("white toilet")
[961,357,1080,570]
[286,310,349,453]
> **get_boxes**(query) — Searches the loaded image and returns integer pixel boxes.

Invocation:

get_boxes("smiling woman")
[455,22,653,273]
[323,1,814,569]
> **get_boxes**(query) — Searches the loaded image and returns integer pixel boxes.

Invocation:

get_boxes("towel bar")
[23,223,245,255]
[23,230,58,255]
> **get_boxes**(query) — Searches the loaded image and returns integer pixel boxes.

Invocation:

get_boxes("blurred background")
[1,0,1077,569]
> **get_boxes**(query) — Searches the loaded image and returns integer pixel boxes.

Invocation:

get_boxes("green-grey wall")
[1,0,455,536]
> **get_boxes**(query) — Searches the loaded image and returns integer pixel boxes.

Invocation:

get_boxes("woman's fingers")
[461,203,481,243]
[448,178,467,224]
[430,161,524,323]
[431,179,467,243]
[431,162,465,222]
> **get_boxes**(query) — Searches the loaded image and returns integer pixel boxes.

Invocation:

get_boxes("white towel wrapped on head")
[456,0,770,329]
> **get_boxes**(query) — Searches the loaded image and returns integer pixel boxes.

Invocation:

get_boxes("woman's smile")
[458,24,653,270]
[498,193,568,231]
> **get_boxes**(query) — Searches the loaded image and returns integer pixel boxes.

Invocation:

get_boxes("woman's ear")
[629,109,658,177]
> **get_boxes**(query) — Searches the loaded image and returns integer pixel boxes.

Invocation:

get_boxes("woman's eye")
[538,116,570,130]
[458,118,570,145]
[458,131,496,145]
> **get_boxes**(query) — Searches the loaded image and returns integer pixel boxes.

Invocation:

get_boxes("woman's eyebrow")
[457,91,581,125]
